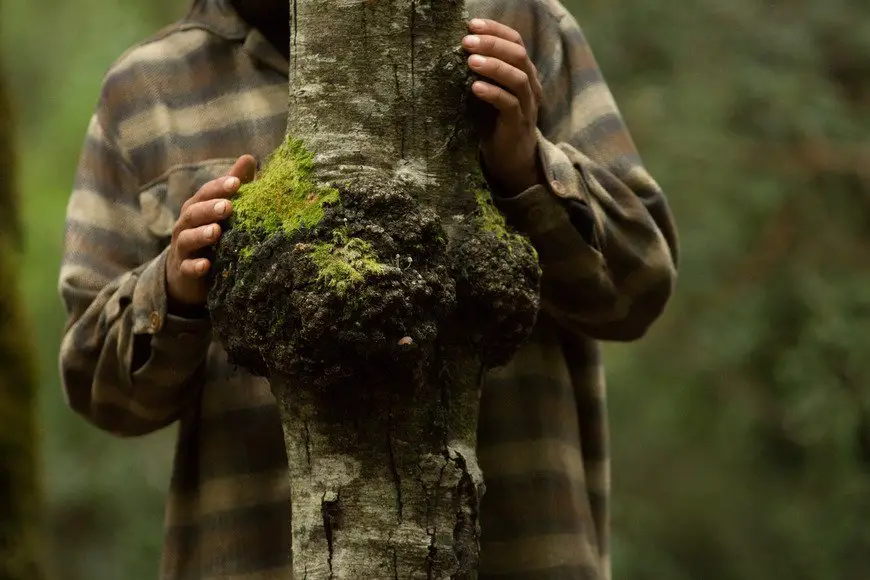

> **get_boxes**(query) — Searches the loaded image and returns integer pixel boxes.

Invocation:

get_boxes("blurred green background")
[3,0,870,578]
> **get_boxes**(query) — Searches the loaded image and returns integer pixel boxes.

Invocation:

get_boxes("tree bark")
[287,0,478,225]
[208,1,540,577]
[281,6,485,575]
[273,344,484,578]
[0,64,42,580]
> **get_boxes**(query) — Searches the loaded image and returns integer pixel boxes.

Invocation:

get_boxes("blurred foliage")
[580,1,870,578]
[2,0,870,578]
[1,2,185,579]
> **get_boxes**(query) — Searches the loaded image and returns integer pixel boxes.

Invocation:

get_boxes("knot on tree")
[206,139,540,578]
[208,140,541,391]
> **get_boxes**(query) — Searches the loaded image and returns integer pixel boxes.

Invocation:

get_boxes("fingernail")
[469,54,486,67]
[214,200,228,215]
[469,19,485,30]
[472,81,487,95]
[464,35,480,48]
[224,177,240,191]
[197,260,208,274]
[205,224,217,239]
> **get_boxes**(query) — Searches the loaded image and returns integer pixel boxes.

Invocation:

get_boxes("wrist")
[486,151,545,198]
[167,293,209,319]
[165,254,209,320]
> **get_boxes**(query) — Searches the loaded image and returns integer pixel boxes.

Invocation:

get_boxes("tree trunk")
[281,5,482,575]
[286,0,479,224]
[0,64,42,580]
[208,1,541,577]
[271,344,484,578]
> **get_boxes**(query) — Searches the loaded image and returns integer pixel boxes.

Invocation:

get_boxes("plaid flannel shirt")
[59,0,678,578]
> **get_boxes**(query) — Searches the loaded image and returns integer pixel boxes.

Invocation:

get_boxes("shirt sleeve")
[58,103,212,437]
[489,4,679,341]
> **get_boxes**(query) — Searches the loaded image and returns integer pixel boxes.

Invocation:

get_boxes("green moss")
[232,137,339,237]
[238,245,255,263]
[473,186,510,239]
[473,185,538,260]
[308,230,387,295]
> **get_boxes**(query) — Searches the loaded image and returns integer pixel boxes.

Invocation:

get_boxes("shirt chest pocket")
[138,159,238,240]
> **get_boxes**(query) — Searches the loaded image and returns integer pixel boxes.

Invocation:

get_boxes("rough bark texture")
[0,65,42,580]
[208,1,541,577]
[286,0,480,226]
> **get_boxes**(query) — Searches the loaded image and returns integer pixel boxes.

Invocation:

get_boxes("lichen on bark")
[208,0,541,577]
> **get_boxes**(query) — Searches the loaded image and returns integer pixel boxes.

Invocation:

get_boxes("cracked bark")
[273,341,484,578]
[209,0,539,577]
[274,2,487,577]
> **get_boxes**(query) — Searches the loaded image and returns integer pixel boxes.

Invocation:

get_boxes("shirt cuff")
[129,247,213,380]
[136,311,212,382]
[488,130,598,246]
[132,246,171,335]
[131,246,212,339]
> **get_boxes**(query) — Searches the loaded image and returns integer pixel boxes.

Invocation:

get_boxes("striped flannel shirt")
[58,0,678,578]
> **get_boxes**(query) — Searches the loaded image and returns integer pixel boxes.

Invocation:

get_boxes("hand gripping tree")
[208,1,541,577]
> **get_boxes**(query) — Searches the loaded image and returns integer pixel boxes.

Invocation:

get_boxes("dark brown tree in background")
[0,42,43,580]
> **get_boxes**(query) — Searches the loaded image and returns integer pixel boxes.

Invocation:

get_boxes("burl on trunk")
[208,0,541,577]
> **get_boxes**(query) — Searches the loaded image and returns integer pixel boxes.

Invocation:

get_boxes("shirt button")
[550,179,567,196]
[149,311,162,332]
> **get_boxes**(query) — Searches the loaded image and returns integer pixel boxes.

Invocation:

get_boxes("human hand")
[165,154,257,308]
[463,18,544,196]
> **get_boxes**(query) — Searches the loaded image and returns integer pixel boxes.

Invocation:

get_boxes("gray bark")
[273,347,483,578]
[287,0,479,226]
[274,1,487,577]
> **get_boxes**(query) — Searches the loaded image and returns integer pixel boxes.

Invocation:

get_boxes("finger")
[185,154,255,208]
[472,81,522,119]
[176,198,233,233]
[468,55,535,116]
[188,175,242,207]
[463,34,543,103]
[228,154,258,184]
[179,257,211,278]
[468,18,525,47]
[464,34,528,69]
[175,223,222,258]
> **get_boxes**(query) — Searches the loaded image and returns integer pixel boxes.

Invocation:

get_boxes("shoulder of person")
[100,25,212,97]
[467,0,573,31]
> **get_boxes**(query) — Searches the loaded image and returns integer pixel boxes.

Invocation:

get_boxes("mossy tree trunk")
[209,1,540,578]
[0,62,42,580]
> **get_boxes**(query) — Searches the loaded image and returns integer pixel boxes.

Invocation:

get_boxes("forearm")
[490,135,677,341]
[476,4,680,340]
[60,249,212,436]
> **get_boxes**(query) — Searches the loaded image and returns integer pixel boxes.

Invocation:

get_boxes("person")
[59,0,678,577]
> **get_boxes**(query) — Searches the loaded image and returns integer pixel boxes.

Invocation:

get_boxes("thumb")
[228,154,258,184]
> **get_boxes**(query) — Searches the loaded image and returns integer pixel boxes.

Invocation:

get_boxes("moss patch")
[232,137,339,237]
[308,230,387,295]
[208,185,456,385]
[238,245,255,263]
[472,182,539,261]
[473,187,510,239]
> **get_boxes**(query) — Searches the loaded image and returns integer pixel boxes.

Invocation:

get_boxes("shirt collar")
[186,0,288,75]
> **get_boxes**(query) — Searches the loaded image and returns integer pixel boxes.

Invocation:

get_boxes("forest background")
[3,0,870,578]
